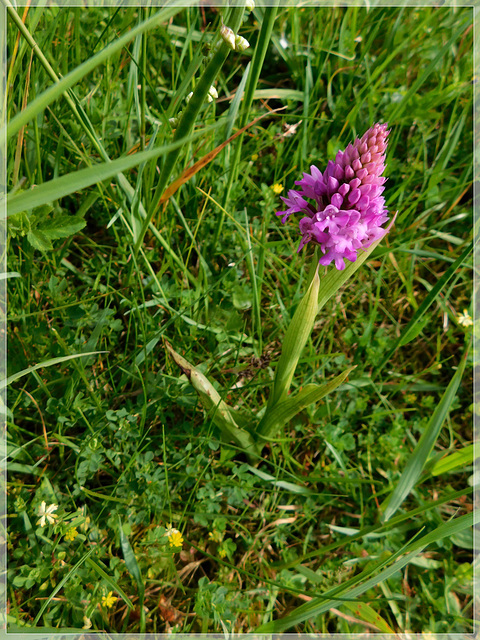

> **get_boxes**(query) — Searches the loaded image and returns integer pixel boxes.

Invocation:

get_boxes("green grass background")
[6,3,474,634]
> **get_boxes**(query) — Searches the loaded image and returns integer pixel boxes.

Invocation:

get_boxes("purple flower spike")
[276,123,390,270]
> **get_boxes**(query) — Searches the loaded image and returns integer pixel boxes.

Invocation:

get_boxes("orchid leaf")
[165,342,257,456]
[268,216,395,413]
[269,266,320,408]
[259,367,356,439]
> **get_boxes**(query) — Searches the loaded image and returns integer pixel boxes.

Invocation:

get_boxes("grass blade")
[137,5,246,254]
[2,2,183,146]
[158,109,281,207]
[85,557,134,610]
[213,2,279,246]
[382,337,471,521]
[277,486,471,570]
[119,520,145,631]
[255,510,476,632]
[32,548,96,625]
[375,238,473,376]
[1,351,108,390]
[6,124,219,217]
[431,444,476,476]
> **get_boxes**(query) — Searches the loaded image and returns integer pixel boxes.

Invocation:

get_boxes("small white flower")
[246,0,255,10]
[235,35,250,52]
[220,24,236,50]
[458,309,473,327]
[37,501,58,527]
[185,92,193,104]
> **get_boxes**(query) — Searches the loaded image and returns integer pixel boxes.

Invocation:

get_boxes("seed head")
[235,35,250,52]
[220,24,236,50]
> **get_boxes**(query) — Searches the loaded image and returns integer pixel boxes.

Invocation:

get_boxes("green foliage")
[6,3,473,636]
[8,205,86,252]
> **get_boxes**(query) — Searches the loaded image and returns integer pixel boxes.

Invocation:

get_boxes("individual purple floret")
[276,123,390,270]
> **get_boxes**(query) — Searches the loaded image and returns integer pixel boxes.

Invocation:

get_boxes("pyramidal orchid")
[167,124,395,462]
[277,123,390,270]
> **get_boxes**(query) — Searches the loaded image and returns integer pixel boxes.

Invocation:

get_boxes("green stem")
[242,209,262,356]
[134,6,246,257]
[140,7,147,153]
[267,248,321,411]
[213,2,279,249]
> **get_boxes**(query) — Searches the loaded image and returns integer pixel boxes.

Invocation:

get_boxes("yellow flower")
[101,592,118,609]
[457,309,473,327]
[250,153,258,161]
[165,526,184,548]
[208,530,223,543]
[65,527,78,542]
[271,183,284,194]
[36,501,58,527]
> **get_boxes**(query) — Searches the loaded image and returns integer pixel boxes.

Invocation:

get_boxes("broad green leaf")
[165,342,257,456]
[40,214,86,240]
[1,351,108,390]
[259,367,355,439]
[2,4,184,146]
[382,338,471,521]
[26,229,52,252]
[431,444,476,476]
